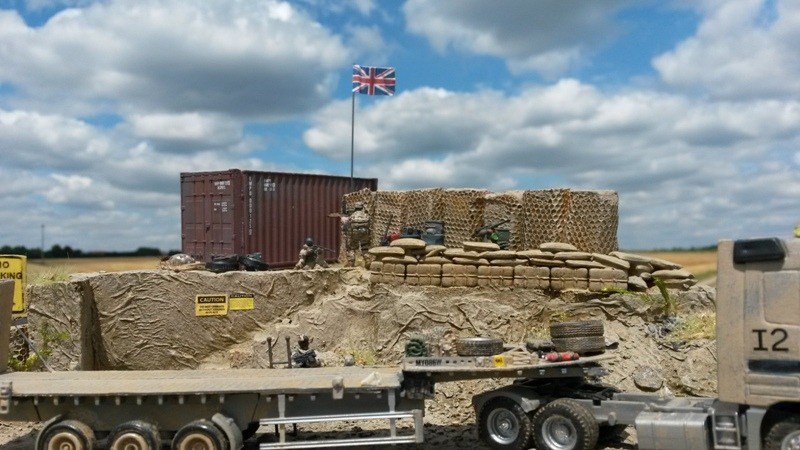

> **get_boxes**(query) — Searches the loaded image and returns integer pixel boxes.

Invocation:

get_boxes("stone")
[590,253,630,271]
[610,251,653,264]
[633,365,664,391]
[540,242,578,252]
[628,276,648,291]
[648,257,683,270]
[652,269,694,279]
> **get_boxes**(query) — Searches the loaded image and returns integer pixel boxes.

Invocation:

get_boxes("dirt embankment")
[2,267,716,448]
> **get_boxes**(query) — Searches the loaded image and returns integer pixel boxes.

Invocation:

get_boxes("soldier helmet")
[354,202,364,210]
[305,237,314,246]
[299,334,310,343]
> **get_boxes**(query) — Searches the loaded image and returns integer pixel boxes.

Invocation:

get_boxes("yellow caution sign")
[492,355,507,368]
[195,294,229,317]
[0,255,26,314]
[229,293,254,311]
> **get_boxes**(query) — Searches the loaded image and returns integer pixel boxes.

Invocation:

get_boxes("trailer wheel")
[550,335,606,355]
[531,399,598,450]
[39,420,96,450]
[172,420,229,450]
[108,421,160,450]
[477,398,533,450]
[764,415,800,450]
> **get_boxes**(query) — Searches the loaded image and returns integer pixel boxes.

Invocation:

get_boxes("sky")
[0,0,798,252]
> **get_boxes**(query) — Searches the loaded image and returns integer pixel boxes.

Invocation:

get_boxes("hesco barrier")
[181,170,377,267]
[344,189,619,253]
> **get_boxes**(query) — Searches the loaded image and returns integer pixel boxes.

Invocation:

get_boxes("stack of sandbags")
[366,238,694,293]
[609,251,696,291]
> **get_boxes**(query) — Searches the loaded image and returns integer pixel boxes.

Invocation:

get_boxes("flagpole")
[350,90,355,192]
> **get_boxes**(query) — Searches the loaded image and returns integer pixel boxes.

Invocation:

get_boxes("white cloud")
[654,0,800,98]
[403,0,633,77]
[0,0,349,118]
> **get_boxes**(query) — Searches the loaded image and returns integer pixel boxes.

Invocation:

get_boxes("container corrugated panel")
[181,170,377,268]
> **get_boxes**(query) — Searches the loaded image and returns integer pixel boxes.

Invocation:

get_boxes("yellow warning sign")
[229,293,254,311]
[195,294,228,317]
[0,255,26,313]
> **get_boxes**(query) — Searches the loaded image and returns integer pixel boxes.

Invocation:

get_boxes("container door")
[181,173,238,260]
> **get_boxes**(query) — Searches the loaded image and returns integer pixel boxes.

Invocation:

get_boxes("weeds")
[29,265,73,285]
[8,323,69,371]
[671,312,716,342]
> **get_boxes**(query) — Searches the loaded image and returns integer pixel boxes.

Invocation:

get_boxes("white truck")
[0,236,798,450]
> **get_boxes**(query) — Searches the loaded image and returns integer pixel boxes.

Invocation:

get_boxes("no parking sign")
[0,255,26,313]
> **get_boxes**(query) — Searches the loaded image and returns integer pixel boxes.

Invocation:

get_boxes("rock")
[591,253,630,271]
[553,251,592,261]
[368,246,405,257]
[565,259,606,269]
[628,276,648,291]
[517,249,555,259]
[652,269,694,279]
[610,251,653,264]
[648,257,683,270]
[528,258,565,267]
[540,242,578,252]
[462,241,500,252]
[389,238,427,249]
[631,263,654,276]
[633,365,664,391]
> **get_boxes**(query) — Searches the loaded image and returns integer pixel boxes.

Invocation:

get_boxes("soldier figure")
[291,335,320,368]
[344,202,371,267]
[294,238,329,269]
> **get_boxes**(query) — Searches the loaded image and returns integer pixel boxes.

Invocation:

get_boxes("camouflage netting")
[345,188,619,253]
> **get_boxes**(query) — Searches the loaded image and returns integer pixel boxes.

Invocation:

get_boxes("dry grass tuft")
[28,265,73,285]
[672,311,716,341]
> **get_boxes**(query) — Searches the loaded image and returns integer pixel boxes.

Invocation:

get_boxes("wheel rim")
[486,407,520,445]
[541,415,578,450]
[110,432,151,450]
[177,432,216,450]
[46,431,83,450]
[782,430,800,450]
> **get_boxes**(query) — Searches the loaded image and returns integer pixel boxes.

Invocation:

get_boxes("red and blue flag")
[352,65,396,96]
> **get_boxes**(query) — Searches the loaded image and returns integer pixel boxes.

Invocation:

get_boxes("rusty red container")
[181,170,378,268]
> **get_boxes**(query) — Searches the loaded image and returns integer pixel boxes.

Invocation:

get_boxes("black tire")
[240,257,269,271]
[455,337,504,356]
[764,415,800,450]
[531,399,599,450]
[172,419,229,450]
[549,320,604,338]
[39,420,95,450]
[206,260,239,273]
[478,398,533,450]
[551,335,606,355]
[241,422,260,441]
[107,421,160,450]
[210,254,241,264]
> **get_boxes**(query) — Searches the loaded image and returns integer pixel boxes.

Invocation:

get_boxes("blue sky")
[0,0,798,252]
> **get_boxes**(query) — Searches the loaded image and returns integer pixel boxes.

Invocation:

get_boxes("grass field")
[639,250,718,282]
[26,256,162,284]
[22,250,719,284]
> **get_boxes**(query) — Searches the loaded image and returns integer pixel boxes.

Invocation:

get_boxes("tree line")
[0,244,176,258]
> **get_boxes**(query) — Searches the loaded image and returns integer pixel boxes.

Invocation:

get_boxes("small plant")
[347,346,379,366]
[653,278,676,316]
[671,312,716,342]
[29,265,73,285]
[8,323,69,371]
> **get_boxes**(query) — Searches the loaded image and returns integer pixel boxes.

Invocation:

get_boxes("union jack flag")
[352,65,396,96]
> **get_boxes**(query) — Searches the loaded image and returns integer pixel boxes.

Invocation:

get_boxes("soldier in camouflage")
[343,202,371,267]
[294,238,329,269]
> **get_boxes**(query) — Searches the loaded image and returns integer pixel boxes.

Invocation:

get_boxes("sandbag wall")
[343,188,619,253]
[368,239,697,292]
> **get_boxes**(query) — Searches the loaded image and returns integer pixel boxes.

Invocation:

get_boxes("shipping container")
[181,170,378,268]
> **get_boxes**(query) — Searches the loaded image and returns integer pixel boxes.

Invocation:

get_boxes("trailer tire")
[39,420,95,450]
[531,399,599,450]
[173,419,229,450]
[549,320,604,338]
[108,421,160,450]
[764,415,800,450]
[478,398,533,450]
[456,337,504,356]
[551,335,606,355]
